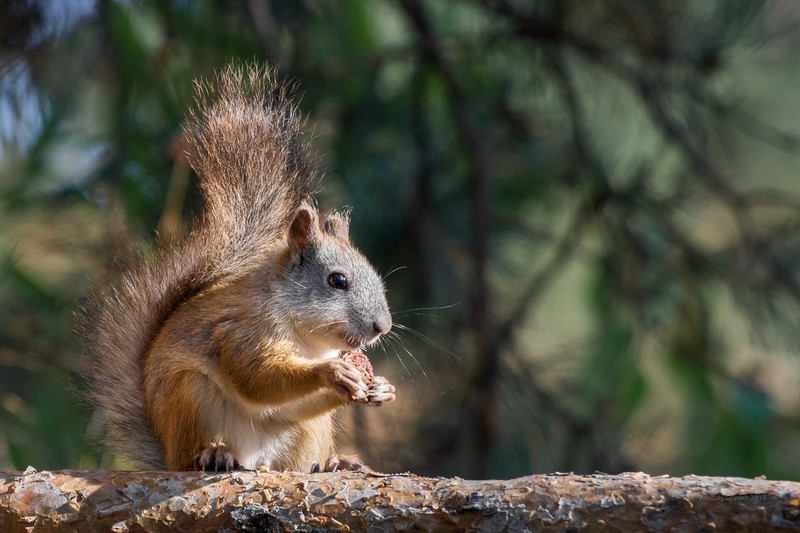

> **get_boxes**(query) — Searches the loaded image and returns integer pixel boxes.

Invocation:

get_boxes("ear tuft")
[322,210,351,242]
[289,203,320,254]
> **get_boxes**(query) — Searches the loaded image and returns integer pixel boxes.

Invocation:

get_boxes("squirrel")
[80,64,396,473]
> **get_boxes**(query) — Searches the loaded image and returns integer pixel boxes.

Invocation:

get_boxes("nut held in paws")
[341,351,374,387]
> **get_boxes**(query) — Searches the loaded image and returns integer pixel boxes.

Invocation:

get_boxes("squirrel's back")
[80,65,315,467]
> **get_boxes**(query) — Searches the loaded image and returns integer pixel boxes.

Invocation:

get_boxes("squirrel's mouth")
[339,332,364,350]
[340,332,384,350]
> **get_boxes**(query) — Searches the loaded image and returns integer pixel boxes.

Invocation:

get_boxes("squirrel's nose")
[373,315,392,335]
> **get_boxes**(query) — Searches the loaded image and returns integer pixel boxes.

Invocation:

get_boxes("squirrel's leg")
[217,343,371,406]
[145,371,211,471]
[275,389,350,421]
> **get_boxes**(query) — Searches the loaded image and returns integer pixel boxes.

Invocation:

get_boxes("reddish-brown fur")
[80,64,395,472]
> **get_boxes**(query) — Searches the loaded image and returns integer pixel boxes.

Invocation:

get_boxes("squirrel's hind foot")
[194,442,240,472]
[311,454,370,473]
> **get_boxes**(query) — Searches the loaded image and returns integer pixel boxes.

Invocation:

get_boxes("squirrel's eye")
[328,272,348,290]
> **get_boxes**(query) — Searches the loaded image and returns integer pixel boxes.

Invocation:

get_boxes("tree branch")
[1,469,799,531]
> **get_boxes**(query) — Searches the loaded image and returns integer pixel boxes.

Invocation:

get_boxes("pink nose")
[373,316,392,335]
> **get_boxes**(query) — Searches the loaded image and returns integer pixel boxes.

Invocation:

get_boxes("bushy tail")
[80,64,315,467]
[188,64,316,274]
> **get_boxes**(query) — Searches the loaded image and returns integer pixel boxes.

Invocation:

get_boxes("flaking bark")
[0,468,798,532]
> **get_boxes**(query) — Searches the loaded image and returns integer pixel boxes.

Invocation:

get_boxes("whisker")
[309,320,347,334]
[384,265,407,279]
[286,278,308,290]
[392,302,462,316]
[393,323,461,361]
[387,332,430,382]
[378,336,421,403]
[384,332,413,381]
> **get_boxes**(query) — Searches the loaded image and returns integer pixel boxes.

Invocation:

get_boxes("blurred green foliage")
[1,0,799,479]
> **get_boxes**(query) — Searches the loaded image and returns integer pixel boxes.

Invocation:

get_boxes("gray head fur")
[276,203,391,355]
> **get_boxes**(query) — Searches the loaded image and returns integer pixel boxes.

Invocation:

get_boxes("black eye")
[328,272,348,290]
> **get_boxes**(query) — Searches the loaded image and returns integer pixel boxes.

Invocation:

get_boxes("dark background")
[1,0,800,480]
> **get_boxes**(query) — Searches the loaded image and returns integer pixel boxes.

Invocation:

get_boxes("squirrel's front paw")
[194,442,240,472]
[360,375,396,406]
[325,359,369,401]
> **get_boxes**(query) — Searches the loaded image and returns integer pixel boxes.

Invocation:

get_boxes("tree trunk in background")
[1,469,798,532]
[399,0,501,480]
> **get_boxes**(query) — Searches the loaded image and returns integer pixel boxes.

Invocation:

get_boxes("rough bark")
[1,469,798,532]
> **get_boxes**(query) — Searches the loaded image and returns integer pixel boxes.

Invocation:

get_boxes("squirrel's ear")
[322,211,351,242]
[288,204,320,254]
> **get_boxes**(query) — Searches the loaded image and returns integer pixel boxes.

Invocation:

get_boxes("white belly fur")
[197,377,335,470]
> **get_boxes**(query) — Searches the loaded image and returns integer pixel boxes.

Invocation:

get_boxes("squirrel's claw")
[361,375,396,406]
[194,442,240,472]
[323,454,367,472]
